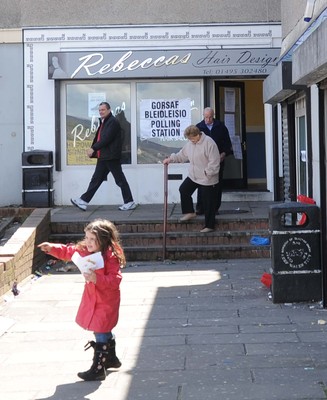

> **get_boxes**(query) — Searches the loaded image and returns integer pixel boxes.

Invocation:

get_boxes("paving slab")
[1,259,327,400]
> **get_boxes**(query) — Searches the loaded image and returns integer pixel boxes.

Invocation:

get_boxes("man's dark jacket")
[91,112,122,160]
[196,119,232,157]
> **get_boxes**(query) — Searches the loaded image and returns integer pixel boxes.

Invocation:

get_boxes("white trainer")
[71,198,88,211]
[119,201,137,211]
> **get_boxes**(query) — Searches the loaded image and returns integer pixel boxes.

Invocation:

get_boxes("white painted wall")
[264,104,274,194]
[310,84,321,206]
[0,43,23,206]
[59,163,189,206]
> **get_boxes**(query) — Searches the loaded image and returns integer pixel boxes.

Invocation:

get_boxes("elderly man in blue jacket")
[196,107,233,214]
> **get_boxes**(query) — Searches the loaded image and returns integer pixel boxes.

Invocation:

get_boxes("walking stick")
[163,163,168,261]
[163,164,183,261]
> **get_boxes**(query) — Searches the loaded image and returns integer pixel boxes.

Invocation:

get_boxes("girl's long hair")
[77,219,126,267]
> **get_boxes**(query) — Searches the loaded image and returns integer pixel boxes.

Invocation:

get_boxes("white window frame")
[295,97,308,196]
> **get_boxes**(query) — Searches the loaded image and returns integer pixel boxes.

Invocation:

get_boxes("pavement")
[49,200,274,224]
[1,256,327,400]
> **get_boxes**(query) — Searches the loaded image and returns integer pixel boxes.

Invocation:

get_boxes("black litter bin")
[269,202,322,303]
[22,150,54,207]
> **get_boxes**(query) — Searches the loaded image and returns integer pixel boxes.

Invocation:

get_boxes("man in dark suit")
[196,107,232,214]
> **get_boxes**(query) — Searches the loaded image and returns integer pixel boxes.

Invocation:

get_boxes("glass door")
[215,81,247,189]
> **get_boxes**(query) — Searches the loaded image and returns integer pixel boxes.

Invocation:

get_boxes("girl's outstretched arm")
[38,242,53,253]
[37,242,76,261]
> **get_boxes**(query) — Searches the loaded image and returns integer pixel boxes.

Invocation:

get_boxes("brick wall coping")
[0,208,51,297]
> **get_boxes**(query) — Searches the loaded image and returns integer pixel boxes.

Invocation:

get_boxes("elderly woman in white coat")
[163,125,220,233]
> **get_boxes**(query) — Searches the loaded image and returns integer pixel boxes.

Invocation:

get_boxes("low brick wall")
[0,208,51,297]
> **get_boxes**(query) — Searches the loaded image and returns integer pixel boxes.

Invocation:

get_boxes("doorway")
[214,80,266,190]
[215,81,246,189]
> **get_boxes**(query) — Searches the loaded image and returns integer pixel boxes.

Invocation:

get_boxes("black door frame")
[318,86,327,307]
[214,80,247,189]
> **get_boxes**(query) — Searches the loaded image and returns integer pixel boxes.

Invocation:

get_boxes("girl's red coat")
[49,244,122,332]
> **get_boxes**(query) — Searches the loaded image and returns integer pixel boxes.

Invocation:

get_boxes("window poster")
[224,88,236,113]
[66,93,106,165]
[224,114,235,137]
[230,135,243,160]
[67,118,98,166]
[224,113,242,159]
[140,98,192,141]
[88,93,106,117]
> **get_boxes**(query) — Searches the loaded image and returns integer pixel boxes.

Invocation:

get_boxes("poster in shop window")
[88,93,106,118]
[140,98,191,141]
[67,93,105,165]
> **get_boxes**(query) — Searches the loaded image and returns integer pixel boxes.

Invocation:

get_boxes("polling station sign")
[140,98,191,140]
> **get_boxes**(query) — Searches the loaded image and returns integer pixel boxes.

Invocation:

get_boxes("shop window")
[64,80,202,166]
[65,83,131,165]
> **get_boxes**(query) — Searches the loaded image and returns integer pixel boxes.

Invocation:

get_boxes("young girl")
[38,219,125,381]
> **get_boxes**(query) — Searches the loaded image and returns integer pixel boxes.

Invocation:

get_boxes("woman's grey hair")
[184,125,202,138]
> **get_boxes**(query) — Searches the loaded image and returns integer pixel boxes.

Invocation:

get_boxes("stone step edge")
[123,244,271,252]
[51,217,269,226]
[49,229,270,239]
[47,234,271,251]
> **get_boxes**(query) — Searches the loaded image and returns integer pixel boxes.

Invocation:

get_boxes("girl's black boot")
[106,338,122,369]
[82,339,122,369]
[77,342,108,381]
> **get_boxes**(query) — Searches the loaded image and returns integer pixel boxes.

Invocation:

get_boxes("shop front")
[23,24,281,205]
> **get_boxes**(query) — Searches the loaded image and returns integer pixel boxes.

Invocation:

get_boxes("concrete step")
[124,244,270,261]
[49,229,269,247]
[222,191,273,201]
[50,218,269,234]
[49,216,270,261]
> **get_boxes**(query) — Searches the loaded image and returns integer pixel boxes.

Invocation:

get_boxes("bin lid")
[269,202,320,230]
